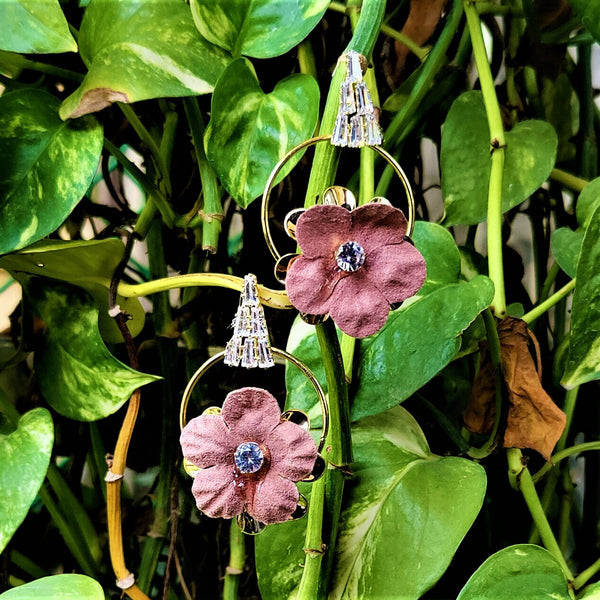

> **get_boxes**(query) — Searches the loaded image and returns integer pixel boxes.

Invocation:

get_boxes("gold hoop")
[260,134,416,261]
[179,348,329,454]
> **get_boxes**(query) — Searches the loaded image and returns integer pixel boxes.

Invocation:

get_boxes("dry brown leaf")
[464,317,566,461]
[388,0,449,85]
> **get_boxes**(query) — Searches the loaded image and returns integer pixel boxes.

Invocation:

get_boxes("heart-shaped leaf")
[411,220,461,294]
[285,232,488,423]
[569,1,600,44]
[457,544,570,600]
[255,406,486,599]
[550,227,582,279]
[25,279,160,421]
[579,582,600,599]
[0,408,53,554]
[441,91,557,226]
[562,203,600,388]
[0,574,103,600]
[205,58,319,208]
[0,239,145,342]
[59,0,231,119]
[0,0,77,54]
[190,0,328,59]
[0,89,102,255]
[576,176,600,229]
[353,275,494,420]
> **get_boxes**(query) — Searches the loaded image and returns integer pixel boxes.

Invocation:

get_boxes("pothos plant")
[1,0,600,599]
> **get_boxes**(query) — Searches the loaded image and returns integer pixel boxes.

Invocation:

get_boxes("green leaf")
[0,89,103,255]
[353,275,494,420]
[0,239,145,343]
[457,544,570,600]
[59,0,231,120]
[441,91,557,226]
[550,227,582,279]
[411,220,461,293]
[190,0,328,59]
[256,406,486,599]
[205,58,319,208]
[0,408,53,554]
[569,1,600,44]
[576,176,600,229]
[25,279,160,421]
[285,222,463,421]
[562,203,600,388]
[0,0,77,54]
[0,574,103,600]
[579,582,600,599]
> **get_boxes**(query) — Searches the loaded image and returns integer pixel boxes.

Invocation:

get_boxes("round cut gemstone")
[234,442,264,474]
[336,241,365,272]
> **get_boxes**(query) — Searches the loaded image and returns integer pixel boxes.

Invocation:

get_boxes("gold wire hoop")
[179,348,329,454]
[260,134,416,261]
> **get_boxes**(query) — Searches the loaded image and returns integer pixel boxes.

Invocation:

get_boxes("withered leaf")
[464,317,566,461]
[387,0,449,86]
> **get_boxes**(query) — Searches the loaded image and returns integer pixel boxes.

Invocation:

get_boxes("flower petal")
[286,255,339,315]
[365,242,427,303]
[350,203,407,253]
[295,204,352,258]
[268,421,317,481]
[327,270,390,337]
[180,414,236,468]
[191,464,244,519]
[221,387,282,440]
[247,470,299,524]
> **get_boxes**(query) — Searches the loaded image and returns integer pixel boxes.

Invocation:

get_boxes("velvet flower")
[285,201,427,338]
[180,387,317,525]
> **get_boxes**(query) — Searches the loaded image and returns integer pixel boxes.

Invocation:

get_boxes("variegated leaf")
[0,89,102,255]
[25,279,160,422]
[60,0,231,119]
[0,408,53,554]
[0,239,145,343]
[0,0,76,54]
[457,544,570,600]
[205,58,319,208]
[190,0,328,59]
[562,203,600,388]
[0,574,103,600]
[255,406,486,599]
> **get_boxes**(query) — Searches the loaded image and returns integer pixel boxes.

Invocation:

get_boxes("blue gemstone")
[234,442,264,474]
[336,241,365,272]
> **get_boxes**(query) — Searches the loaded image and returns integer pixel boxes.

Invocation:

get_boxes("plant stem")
[304,0,386,208]
[467,309,502,459]
[103,138,176,229]
[222,521,246,600]
[118,103,172,196]
[298,40,318,79]
[298,318,351,599]
[574,556,600,590]
[38,484,99,578]
[183,97,223,253]
[507,448,574,581]
[118,273,291,309]
[532,441,600,483]
[0,51,84,82]
[550,169,589,192]
[521,279,576,325]
[464,0,507,318]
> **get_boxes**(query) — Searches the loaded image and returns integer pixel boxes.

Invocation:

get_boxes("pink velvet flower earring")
[260,51,427,338]
[179,275,328,534]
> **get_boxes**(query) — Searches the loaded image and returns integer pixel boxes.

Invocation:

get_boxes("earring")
[259,52,427,338]
[179,275,328,534]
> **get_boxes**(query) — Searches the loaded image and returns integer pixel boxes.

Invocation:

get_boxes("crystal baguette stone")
[331,50,383,148]
[224,274,274,369]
